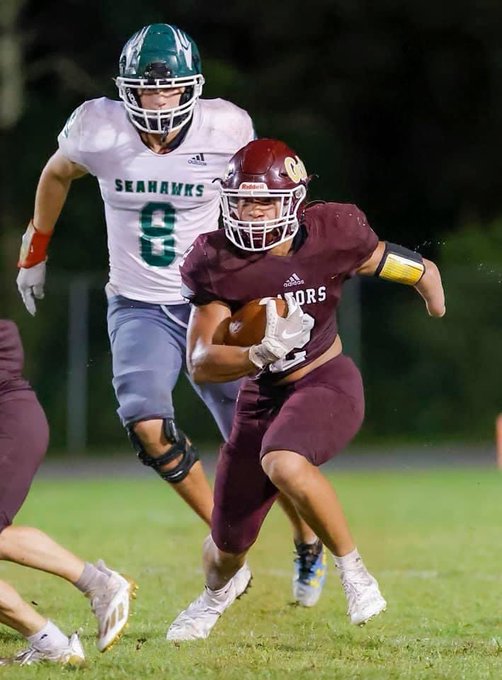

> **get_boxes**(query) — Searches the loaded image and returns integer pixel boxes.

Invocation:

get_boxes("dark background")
[1,0,501,450]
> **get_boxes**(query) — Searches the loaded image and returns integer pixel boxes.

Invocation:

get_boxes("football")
[223,297,288,347]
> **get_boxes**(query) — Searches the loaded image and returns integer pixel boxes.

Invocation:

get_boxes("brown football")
[223,297,288,347]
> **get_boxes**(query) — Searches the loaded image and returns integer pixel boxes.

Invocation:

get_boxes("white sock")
[205,580,233,600]
[74,561,110,595]
[27,620,69,650]
[333,548,363,570]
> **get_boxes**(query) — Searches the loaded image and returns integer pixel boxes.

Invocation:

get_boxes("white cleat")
[90,559,138,652]
[337,561,387,626]
[0,632,85,667]
[233,562,253,599]
[166,563,252,642]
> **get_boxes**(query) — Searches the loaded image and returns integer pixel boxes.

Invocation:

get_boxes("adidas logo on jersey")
[188,153,207,166]
[283,272,305,287]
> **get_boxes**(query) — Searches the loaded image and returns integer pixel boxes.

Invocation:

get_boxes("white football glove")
[16,262,46,316]
[249,297,314,369]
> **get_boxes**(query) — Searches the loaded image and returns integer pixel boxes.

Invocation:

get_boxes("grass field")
[0,467,500,679]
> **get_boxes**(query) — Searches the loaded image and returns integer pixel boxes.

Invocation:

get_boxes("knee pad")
[127,419,199,484]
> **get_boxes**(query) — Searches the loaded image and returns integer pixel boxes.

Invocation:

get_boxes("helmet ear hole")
[179,87,194,107]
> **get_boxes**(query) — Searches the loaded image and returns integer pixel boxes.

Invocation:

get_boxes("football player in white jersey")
[16,24,327,607]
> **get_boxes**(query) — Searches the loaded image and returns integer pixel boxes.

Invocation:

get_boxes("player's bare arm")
[187,301,256,383]
[187,294,312,383]
[356,240,446,318]
[16,150,88,315]
[413,259,446,317]
[34,150,88,234]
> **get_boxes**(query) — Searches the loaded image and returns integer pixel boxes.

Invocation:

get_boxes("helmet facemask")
[116,74,204,136]
[221,184,307,252]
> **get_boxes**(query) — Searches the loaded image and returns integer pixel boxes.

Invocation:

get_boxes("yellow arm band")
[374,242,425,285]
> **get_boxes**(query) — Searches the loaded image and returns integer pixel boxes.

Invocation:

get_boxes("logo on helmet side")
[284,156,307,183]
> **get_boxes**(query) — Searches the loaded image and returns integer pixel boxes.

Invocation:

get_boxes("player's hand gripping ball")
[223,297,287,346]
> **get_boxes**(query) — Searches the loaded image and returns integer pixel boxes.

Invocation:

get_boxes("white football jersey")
[58,97,254,303]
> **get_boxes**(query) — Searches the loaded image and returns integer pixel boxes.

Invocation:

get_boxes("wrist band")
[18,220,53,268]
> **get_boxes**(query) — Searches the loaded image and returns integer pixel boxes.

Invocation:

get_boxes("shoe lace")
[90,591,104,614]
[294,541,322,582]
[88,561,120,620]
[0,635,80,667]
[14,649,33,666]
[90,586,114,622]
[8,646,47,666]
[192,603,222,619]
[170,594,224,633]
[89,572,122,618]
[339,567,375,611]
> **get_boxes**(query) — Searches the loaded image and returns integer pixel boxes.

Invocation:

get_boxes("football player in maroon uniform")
[166,139,445,641]
[0,320,136,665]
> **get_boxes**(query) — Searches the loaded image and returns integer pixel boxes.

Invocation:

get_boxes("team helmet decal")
[284,156,308,183]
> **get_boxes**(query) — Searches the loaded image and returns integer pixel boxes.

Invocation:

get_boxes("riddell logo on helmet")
[239,182,268,191]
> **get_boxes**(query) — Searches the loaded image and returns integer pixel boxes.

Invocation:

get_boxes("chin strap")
[159,115,192,148]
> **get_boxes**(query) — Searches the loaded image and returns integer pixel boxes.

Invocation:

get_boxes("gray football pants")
[107,295,240,439]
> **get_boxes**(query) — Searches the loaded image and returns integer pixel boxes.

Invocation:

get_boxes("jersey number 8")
[139,202,176,266]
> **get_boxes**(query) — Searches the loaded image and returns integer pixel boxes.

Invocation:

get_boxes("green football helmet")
[115,24,204,135]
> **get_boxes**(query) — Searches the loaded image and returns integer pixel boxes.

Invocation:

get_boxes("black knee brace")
[127,419,199,484]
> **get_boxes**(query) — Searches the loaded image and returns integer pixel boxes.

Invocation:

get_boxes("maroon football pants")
[0,393,49,533]
[212,353,365,554]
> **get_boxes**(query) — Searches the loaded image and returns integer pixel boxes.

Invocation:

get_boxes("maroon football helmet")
[220,139,309,251]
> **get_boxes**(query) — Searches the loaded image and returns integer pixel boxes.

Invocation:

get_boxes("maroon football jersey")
[180,202,379,380]
[0,320,31,397]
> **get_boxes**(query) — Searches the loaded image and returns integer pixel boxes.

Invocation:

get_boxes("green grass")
[0,468,501,679]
